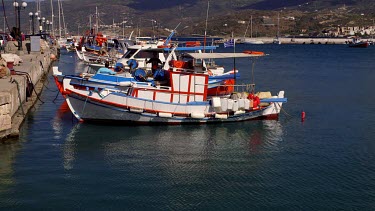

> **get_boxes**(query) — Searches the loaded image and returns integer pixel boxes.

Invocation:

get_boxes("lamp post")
[34,12,39,32]
[49,21,53,37]
[41,17,46,39]
[37,17,41,34]
[46,20,49,34]
[28,12,32,34]
[42,17,46,33]
[13,1,27,51]
[28,12,35,35]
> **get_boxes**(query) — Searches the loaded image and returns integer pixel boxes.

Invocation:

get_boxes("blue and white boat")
[54,45,238,97]
[63,51,287,125]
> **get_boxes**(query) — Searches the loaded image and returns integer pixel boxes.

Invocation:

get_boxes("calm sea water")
[1,44,375,210]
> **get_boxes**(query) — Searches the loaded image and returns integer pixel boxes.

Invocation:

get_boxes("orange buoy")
[301,111,306,122]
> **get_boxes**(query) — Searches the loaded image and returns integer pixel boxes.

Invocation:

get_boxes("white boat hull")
[75,48,84,60]
[243,39,264,45]
[66,88,285,125]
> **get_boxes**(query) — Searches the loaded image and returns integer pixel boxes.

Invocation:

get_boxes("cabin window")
[134,51,156,59]
[122,49,138,58]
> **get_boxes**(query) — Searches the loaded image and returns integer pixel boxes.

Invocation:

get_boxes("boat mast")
[122,17,125,38]
[277,12,280,38]
[250,15,253,39]
[58,0,61,37]
[89,15,92,34]
[96,6,99,34]
[203,0,209,52]
[61,0,67,37]
[244,18,250,39]
[128,31,133,40]
[36,0,40,16]
[50,0,54,36]
[232,31,236,83]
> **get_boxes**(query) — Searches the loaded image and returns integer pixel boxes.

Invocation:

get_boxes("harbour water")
[1,44,375,210]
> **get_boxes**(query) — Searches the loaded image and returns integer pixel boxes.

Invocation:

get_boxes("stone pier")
[0,39,58,140]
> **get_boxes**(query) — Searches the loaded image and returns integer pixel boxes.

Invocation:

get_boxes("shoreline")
[219,37,375,44]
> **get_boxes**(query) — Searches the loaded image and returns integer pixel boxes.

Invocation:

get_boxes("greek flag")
[224,39,235,48]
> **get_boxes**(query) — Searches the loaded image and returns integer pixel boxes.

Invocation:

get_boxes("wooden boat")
[56,27,240,99]
[349,41,369,48]
[273,38,281,45]
[348,38,369,48]
[63,51,287,125]
[54,45,236,97]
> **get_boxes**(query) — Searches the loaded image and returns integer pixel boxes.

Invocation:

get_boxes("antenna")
[203,1,209,52]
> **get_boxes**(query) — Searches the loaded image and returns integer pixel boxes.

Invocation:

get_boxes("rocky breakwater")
[0,39,58,140]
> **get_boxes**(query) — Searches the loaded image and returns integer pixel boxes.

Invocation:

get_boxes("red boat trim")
[53,76,65,96]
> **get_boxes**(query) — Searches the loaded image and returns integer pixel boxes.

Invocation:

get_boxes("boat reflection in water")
[52,101,71,140]
[248,121,284,153]
[0,139,23,205]
[61,121,284,171]
[52,99,86,171]
[55,103,285,209]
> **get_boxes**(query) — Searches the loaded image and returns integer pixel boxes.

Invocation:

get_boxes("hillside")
[5,0,375,37]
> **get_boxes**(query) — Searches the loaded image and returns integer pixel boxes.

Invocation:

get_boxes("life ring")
[243,50,265,55]
[174,61,184,68]
[127,59,138,69]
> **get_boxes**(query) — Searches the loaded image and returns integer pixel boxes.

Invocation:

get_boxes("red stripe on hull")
[252,113,279,120]
[53,76,66,98]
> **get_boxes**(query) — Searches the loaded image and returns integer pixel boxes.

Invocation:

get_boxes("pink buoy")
[301,111,306,122]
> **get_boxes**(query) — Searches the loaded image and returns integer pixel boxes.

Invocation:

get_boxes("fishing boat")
[54,45,239,98]
[82,50,110,63]
[75,47,84,60]
[244,39,265,45]
[272,38,281,45]
[273,13,282,45]
[63,50,287,125]
[243,16,264,45]
[348,37,369,48]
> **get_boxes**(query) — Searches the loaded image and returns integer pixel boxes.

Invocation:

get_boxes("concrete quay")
[259,37,351,44]
[0,40,58,140]
[232,37,375,44]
